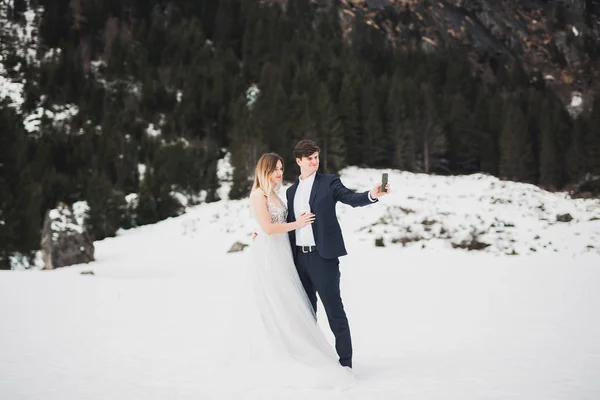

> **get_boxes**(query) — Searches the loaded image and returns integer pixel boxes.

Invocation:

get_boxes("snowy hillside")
[1,168,599,399]
[180,167,600,257]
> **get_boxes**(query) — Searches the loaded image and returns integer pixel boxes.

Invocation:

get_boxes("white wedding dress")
[222,193,354,390]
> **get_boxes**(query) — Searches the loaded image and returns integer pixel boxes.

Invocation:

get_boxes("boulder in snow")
[556,213,573,223]
[41,202,94,269]
[228,241,248,253]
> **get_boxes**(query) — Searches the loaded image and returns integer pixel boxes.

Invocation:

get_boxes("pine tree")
[85,172,126,240]
[229,95,264,199]
[499,101,531,182]
[538,99,562,189]
[360,84,387,167]
[134,156,183,225]
[136,165,159,226]
[385,75,403,169]
[255,63,288,155]
[338,73,361,166]
[204,157,221,203]
[314,83,345,174]
[393,78,418,171]
[0,105,21,268]
[287,91,316,145]
[287,0,314,29]
[213,0,238,49]
[586,96,600,176]
[417,82,448,174]
[241,6,269,83]
[565,118,588,183]
[447,93,477,173]
[523,91,542,184]
[0,102,40,269]
[474,90,498,176]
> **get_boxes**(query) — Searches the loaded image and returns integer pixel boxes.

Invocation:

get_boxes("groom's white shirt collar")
[299,171,316,183]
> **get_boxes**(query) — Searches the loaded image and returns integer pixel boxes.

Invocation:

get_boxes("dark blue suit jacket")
[286,173,376,259]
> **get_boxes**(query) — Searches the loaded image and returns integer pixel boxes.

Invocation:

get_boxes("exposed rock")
[41,202,94,269]
[228,241,248,253]
[556,213,574,222]
[80,270,95,275]
[451,237,491,250]
[391,236,423,246]
[375,237,385,247]
[281,0,600,113]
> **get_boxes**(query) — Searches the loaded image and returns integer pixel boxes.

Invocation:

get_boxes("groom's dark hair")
[294,140,320,159]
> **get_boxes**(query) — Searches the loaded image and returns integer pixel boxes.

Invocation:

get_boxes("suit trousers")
[294,250,352,368]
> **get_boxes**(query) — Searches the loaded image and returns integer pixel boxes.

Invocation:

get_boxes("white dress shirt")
[294,172,317,246]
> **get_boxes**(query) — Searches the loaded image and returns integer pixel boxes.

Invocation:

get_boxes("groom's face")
[296,152,319,176]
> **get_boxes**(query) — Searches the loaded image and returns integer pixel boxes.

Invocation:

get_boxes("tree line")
[1,0,599,268]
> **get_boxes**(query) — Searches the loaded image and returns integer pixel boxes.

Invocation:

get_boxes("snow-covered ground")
[1,168,600,399]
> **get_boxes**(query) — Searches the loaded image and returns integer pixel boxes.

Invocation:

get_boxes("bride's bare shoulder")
[250,189,267,199]
[250,190,268,208]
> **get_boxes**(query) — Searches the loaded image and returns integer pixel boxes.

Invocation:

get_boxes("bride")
[232,152,354,388]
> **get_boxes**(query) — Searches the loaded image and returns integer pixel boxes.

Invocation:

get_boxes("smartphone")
[381,173,388,192]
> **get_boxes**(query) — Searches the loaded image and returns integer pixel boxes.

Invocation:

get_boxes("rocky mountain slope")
[299,0,600,115]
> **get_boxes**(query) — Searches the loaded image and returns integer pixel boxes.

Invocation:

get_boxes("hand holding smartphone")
[371,172,390,198]
[381,173,388,193]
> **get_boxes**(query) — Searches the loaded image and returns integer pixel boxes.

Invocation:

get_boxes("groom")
[286,140,390,368]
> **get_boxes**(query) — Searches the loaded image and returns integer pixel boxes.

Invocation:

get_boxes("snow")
[72,201,90,227]
[125,193,139,208]
[42,47,62,62]
[573,26,579,36]
[0,61,25,108]
[1,168,599,399]
[146,123,161,137]
[568,92,584,117]
[23,104,80,134]
[170,191,188,208]
[8,251,42,270]
[246,84,260,109]
[90,59,107,73]
[216,151,233,200]
[137,164,147,182]
[48,205,84,236]
[339,168,600,256]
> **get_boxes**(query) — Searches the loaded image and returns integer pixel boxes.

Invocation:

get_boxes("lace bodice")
[250,190,288,226]
[267,197,287,224]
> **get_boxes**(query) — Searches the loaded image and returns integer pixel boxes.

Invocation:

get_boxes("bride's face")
[270,160,284,185]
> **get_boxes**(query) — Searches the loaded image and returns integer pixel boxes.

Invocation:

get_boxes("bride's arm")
[251,192,314,235]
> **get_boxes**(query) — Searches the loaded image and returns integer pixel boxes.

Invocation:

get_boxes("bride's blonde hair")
[252,153,283,198]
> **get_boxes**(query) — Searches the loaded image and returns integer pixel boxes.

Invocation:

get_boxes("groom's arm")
[331,177,377,208]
